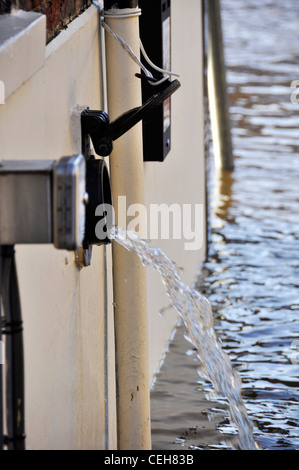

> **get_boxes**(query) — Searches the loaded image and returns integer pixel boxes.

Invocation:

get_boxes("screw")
[96,140,113,157]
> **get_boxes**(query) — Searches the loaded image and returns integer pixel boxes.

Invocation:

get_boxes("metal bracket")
[81,78,181,157]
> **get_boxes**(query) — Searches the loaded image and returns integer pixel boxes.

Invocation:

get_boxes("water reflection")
[199,0,299,449]
[200,157,299,449]
[212,170,235,222]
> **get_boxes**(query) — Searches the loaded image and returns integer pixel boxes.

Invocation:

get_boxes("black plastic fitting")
[81,79,181,158]
[84,158,112,247]
[81,110,113,157]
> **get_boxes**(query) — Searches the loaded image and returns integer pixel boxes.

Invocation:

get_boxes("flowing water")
[109,225,260,450]
[150,0,299,451]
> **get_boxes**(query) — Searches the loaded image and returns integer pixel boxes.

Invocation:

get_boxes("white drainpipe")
[102,0,151,450]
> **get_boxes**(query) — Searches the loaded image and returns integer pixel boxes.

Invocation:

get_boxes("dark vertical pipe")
[2,246,25,450]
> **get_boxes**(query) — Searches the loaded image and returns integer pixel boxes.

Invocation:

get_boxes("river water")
[151,0,299,450]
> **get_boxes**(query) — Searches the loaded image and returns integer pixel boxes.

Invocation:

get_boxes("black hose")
[1,245,25,450]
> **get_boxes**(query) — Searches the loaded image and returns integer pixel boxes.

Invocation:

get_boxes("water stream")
[109,225,260,450]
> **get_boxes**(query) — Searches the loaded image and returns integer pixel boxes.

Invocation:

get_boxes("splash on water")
[109,225,261,450]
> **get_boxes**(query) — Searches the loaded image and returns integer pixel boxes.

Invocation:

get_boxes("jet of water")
[109,225,261,450]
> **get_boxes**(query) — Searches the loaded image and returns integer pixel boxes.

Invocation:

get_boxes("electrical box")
[139,0,172,162]
[0,155,86,250]
[0,160,54,245]
[53,155,86,250]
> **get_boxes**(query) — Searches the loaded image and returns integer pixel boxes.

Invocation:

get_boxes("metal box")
[53,155,86,250]
[0,155,86,250]
[0,160,54,245]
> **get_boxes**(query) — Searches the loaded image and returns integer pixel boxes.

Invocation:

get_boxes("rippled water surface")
[151,0,299,450]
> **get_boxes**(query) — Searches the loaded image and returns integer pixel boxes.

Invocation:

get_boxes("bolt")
[96,140,113,157]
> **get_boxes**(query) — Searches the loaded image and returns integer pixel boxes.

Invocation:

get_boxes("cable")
[100,5,142,19]
[92,1,180,86]
[100,17,153,80]
[139,39,180,86]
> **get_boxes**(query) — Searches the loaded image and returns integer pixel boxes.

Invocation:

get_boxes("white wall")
[0,7,117,450]
[0,0,205,449]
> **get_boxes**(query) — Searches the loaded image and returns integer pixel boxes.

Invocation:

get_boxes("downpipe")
[103,0,151,450]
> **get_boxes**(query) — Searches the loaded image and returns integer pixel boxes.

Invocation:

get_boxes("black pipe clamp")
[81,78,180,157]
[80,78,180,264]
